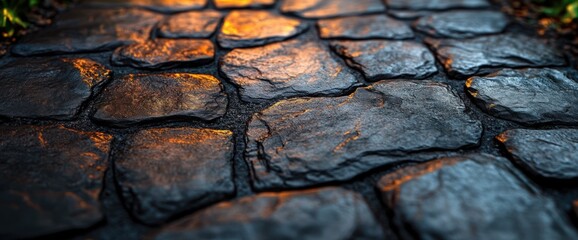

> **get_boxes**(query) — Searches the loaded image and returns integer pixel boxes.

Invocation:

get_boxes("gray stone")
[385,0,490,10]
[152,187,384,240]
[331,40,437,80]
[281,0,386,19]
[112,39,214,69]
[246,81,482,190]
[157,10,222,38]
[497,129,578,180]
[115,128,235,225]
[93,73,227,127]
[317,15,414,40]
[79,0,207,13]
[377,154,578,240]
[387,10,432,19]
[214,0,275,9]
[220,37,360,101]
[414,10,509,38]
[466,68,578,124]
[12,8,163,56]
[0,58,110,120]
[425,34,565,78]
[0,126,112,239]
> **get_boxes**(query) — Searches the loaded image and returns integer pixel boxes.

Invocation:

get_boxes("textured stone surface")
[157,10,222,38]
[317,15,414,40]
[466,68,578,124]
[281,0,386,18]
[93,73,227,126]
[214,0,275,8]
[112,39,214,69]
[378,154,578,240]
[218,10,308,48]
[79,0,207,13]
[246,81,482,189]
[331,40,437,80]
[220,37,360,101]
[388,10,432,19]
[152,187,384,239]
[12,8,162,56]
[115,128,234,225]
[0,126,112,239]
[414,10,509,38]
[425,34,565,77]
[497,129,578,180]
[0,58,110,120]
[385,0,490,10]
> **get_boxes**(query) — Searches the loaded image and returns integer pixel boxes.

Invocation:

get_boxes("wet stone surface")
[281,0,386,19]
[466,68,578,124]
[152,187,384,240]
[246,81,482,190]
[331,40,437,80]
[377,154,578,240]
[317,15,414,40]
[214,0,275,9]
[0,58,110,120]
[414,10,509,38]
[425,34,566,78]
[112,39,214,69]
[218,10,308,48]
[157,10,222,38]
[0,126,112,239]
[12,8,163,56]
[93,73,227,127]
[385,0,490,10]
[220,37,360,101]
[115,128,235,225]
[497,129,578,180]
[79,0,207,13]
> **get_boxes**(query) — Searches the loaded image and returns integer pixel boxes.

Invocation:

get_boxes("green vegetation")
[1,0,40,38]
[534,0,578,23]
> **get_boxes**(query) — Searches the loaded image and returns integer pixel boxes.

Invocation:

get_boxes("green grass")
[1,0,40,38]
[534,0,578,23]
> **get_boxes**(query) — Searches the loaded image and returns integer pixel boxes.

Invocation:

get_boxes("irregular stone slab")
[218,10,308,48]
[377,154,578,240]
[0,126,112,239]
[214,0,275,8]
[93,73,227,127]
[115,128,234,225]
[388,10,432,19]
[0,58,110,120]
[466,68,578,124]
[317,15,414,40]
[425,34,565,78]
[281,0,386,19]
[385,0,490,10]
[152,187,383,239]
[331,40,437,80]
[497,129,578,180]
[157,10,222,38]
[246,81,482,190]
[12,8,163,56]
[79,0,207,13]
[112,39,214,69]
[220,37,360,101]
[414,10,509,38]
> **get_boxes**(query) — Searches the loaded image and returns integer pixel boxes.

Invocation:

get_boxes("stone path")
[0,0,577,239]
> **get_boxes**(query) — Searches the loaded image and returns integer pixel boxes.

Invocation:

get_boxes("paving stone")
[79,0,207,13]
[317,15,414,40]
[214,0,275,8]
[377,153,578,240]
[115,128,235,225]
[385,0,490,10]
[218,10,308,48]
[152,187,384,239]
[220,37,360,101]
[0,58,110,120]
[246,81,482,190]
[466,68,578,124]
[93,73,227,127]
[0,126,112,239]
[331,40,437,80]
[425,34,566,78]
[157,10,222,38]
[12,8,163,56]
[414,10,509,38]
[281,0,386,19]
[497,129,578,180]
[112,39,214,69]
[387,10,432,19]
